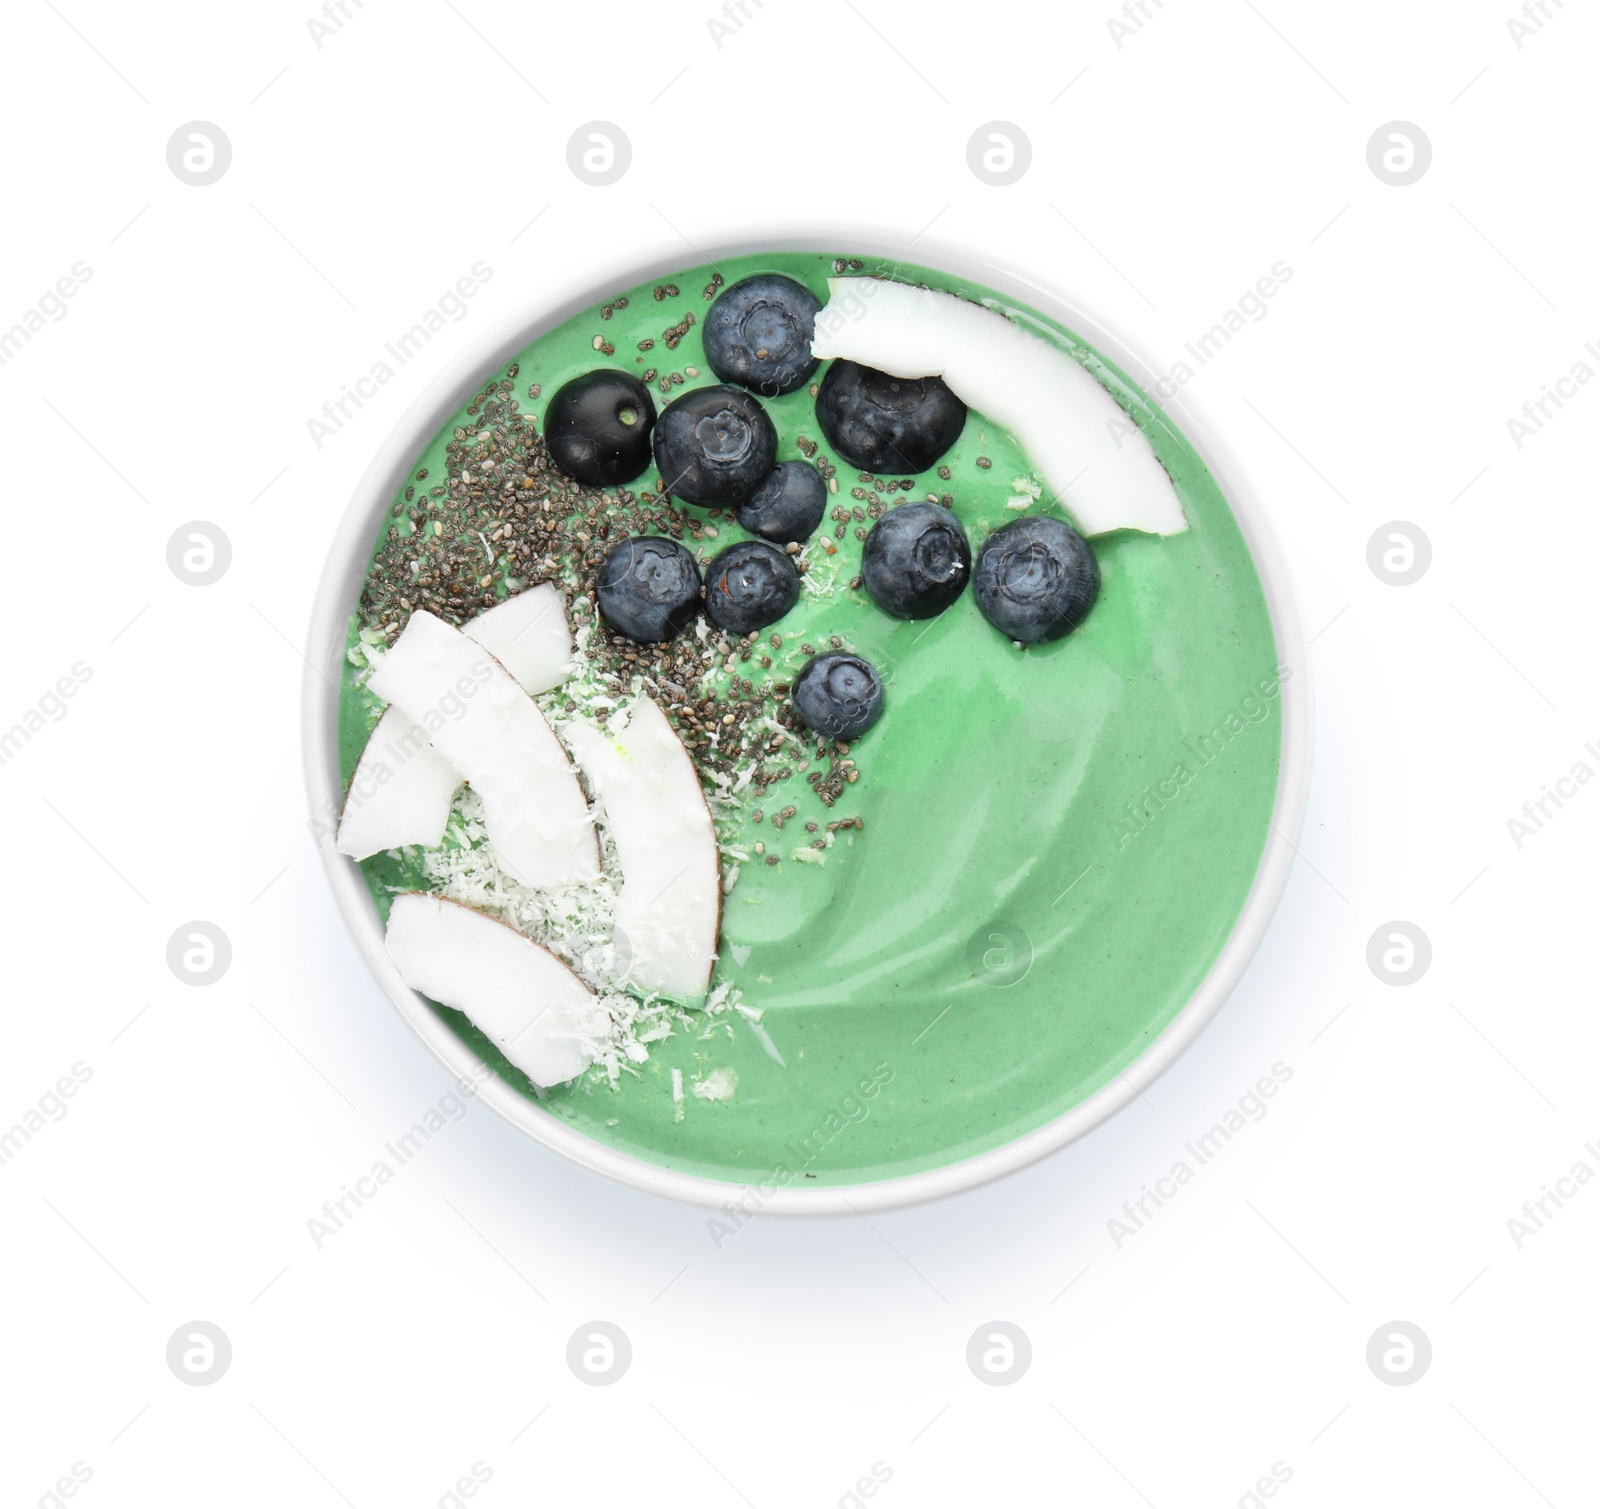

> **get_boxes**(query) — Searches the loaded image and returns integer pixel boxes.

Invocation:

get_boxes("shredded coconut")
[692,1067,738,1102]
[356,546,784,1100]
[412,766,746,1093]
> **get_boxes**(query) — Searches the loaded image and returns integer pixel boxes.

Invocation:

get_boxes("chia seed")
[357,328,873,833]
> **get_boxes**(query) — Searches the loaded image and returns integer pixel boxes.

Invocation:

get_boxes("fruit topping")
[814,359,966,475]
[972,516,1100,643]
[460,583,573,694]
[544,369,657,487]
[337,707,463,861]
[385,893,599,1088]
[738,460,827,545]
[860,501,971,620]
[652,384,777,506]
[367,611,599,888]
[791,651,885,742]
[595,536,702,643]
[810,277,1187,536]
[703,540,800,635]
[565,699,720,1000]
[703,273,823,397]
[340,589,579,861]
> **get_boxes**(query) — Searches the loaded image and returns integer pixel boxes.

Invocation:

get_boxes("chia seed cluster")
[357,358,862,813]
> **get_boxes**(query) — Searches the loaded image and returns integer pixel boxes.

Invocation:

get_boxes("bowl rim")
[302,233,1311,1215]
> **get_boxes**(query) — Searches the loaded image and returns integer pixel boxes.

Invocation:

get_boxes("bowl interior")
[303,238,1309,1213]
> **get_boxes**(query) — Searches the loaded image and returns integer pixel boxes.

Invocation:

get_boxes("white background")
[2,1,1595,1505]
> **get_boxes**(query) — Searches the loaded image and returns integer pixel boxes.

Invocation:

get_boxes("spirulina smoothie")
[337,252,1282,1188]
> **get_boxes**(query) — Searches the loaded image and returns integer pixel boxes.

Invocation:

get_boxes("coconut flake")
[692,1067,737,1102]
[368,610,598,889]
[336,707,463,859]
[565,698,720,1003]
[385,893,601,1087]
[810,276,1187,538]
[461,583,574,695]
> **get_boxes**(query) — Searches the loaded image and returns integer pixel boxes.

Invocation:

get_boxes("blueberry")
[861,502,971,620]
[792,652,885,742]
[595,535,702,643]
[703,274,822,397]
[738,460,827,545]
[544,369,656,487]
[815,359,966,475]
[703,540,800,635]
[972,516,1100,643]
[652,384,777,507]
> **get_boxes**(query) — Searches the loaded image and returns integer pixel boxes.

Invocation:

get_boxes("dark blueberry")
[703,274,822,397]
[652,384,777,507]
[544,369,656,487]
[738,460,827,545]
[791,652,884,742]
[860,502,971,620]
[972,516,1100,643]
[595,535,702,643]
[703,540,800,635]
[815,359,966,475]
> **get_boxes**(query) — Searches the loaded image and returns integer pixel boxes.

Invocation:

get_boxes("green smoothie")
[338,252,1282,1188]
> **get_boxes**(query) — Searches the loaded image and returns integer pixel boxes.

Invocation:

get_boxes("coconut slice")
[335,707,463,860]
[385,893,598,1087]
[462,583,573,695]
[368,610,599,888]
[810,276,1187,538]
[565,698,720,1001]
[337,590,572,860]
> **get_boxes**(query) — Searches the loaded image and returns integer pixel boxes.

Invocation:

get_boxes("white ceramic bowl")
[303,236,1310,1214]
